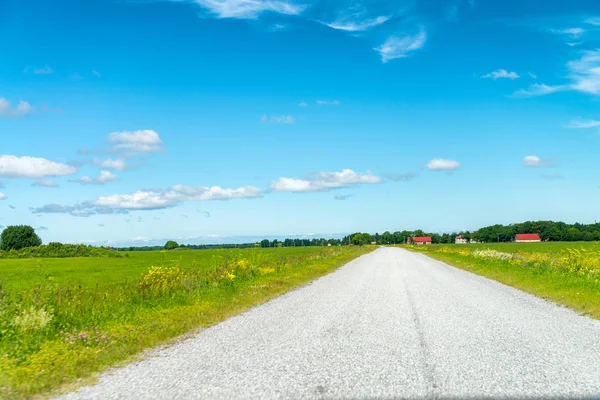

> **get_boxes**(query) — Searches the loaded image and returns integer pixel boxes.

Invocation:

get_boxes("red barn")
[407,236,432,245]
[515,233,541,243]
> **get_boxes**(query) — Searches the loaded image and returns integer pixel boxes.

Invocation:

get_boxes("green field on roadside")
[406,242,600,321]
[0,246,372,398]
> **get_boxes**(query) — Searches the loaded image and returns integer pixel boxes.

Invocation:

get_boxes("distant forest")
[114,221,600,251]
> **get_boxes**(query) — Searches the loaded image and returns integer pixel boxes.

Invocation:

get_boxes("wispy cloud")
[298,101,308,107]
[71,72,83,81]
[261,114,295,124]
[383,172,418,182]
[523,155,556,168]
[323,15,390,32]
[541,173,563,180]
[565,118,600,129]
[192,0,306,19]
[316,100,340,105]
[0,98,33,117]
[426,159,460,171]
[0,155,77,178]
[92,70,101,78]
[270,169,381,192]
[550,27,585,37]
[0,193,6,200]
[32,183,263,217]
[374,28,426,63]
[334,194,352,200]
[74,170,117,185]
[93,158,127,170]
[32,179,59,188]
[514,50,600,97]
[482,69,520,80]
[585,17,600,26]
[24,65,54,74]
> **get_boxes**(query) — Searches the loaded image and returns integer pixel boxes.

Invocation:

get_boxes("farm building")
[455,235,468,244]
[408,236,432,245]
[515,233,541,243]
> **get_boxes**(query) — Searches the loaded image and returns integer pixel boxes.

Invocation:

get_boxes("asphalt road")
[61,247,600,399]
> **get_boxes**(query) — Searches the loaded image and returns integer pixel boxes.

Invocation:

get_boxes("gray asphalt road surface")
[60,247,600,399]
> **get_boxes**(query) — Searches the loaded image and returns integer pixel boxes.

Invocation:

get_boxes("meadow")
[408,241,600,320]
[0,246,372,398]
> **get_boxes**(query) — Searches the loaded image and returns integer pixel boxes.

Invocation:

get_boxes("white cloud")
[528,72,537,79]
[270,169,382,192]
[565,118,600,129]
[261,114,295,124]
[193,0,306,19]
[585,18,600,26]
[91,184,263,211]
[316,100,340,105]
[482,69,520,80]
[514,50,600,97]
[426,159,460,171]
[94,158,127,170]
[541,173,563,180]
[108,130,164,155]
[71,72,82,80]
[0,192,6,200]
[92,70,101,78]
[550,27,585,37]
[374,28,427,63]
[324,15,389,32]
[75,170,117,185]
[513,83,566,97]
[298,101,308,107]
[32,179,59,188]
[523,155,556,168]
[132,236,151,242]
[0,155,77,178]
[24,65,54,74]
[0,98,33,117]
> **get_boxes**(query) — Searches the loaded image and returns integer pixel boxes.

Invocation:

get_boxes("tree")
[0,225,42,251]
[164,240,178,250]
[260,239,270,248]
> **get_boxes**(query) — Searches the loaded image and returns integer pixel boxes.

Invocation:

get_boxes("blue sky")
[1,0,600,246]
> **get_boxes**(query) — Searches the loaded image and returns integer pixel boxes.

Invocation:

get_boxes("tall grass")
[0,246,371,398]
[408,243,600,320]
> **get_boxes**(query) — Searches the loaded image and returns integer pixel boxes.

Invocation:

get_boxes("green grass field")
[0,246,372,398]
[407,242,600,322]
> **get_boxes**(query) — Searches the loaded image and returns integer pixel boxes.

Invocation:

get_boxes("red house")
[407,236,432,245]
[515,233,541,243]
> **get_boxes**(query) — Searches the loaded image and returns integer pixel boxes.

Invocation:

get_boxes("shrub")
[0,225,42,251]
[12,306,54,333]
[164,240,179,250]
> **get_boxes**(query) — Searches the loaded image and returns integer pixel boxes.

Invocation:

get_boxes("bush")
[0,225,42,251]
[164,240,179,250]
[0,243,122,259]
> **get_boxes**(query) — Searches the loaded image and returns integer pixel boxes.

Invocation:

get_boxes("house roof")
[413,236,432,242]
[456,235,462,239]
[515,233,541,241]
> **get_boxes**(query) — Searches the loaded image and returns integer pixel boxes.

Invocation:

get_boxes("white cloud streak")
[323,15,389,32]
[482,69,520,80]
[270,169,381,192]
[426,159,460,171]
[565,118,600,129]
[0,155,77,178]
[261,114,295,124]
[514,50,600,97]
[0,193,6,200]
[192,0,306,19]
[374,28,427,63]
[32,179,59,188]
[523,155,556,168]
[316,100,340,105]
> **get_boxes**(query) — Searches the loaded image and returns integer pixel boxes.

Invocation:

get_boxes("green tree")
[260,239,270,248]
[164,240,178,250]
[0,225,42,251]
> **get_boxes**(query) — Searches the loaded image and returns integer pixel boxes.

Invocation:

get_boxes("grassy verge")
[0,246,372,399]
[405,243,600,320]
